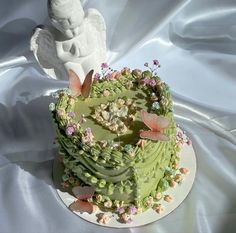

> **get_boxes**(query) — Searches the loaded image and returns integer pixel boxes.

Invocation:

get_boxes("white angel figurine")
[30,0,106,81]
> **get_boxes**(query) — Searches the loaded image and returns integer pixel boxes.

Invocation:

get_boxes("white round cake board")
[53,141,196,228]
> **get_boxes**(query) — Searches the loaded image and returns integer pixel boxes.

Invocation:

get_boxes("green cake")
[50,61,185,223]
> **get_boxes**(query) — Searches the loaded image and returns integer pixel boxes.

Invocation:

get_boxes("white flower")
[49,103,55,111]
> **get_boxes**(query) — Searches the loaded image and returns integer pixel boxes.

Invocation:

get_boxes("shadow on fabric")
[0,95,58,186]
[0,18,37,59]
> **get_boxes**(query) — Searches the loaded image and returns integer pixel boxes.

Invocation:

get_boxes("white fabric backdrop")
[0,0,236,232]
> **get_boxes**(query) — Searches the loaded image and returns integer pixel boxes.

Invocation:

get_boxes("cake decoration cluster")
[92,97,136,135]
[50,60,193,225]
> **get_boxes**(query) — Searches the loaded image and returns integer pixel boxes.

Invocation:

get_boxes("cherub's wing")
[30,26,68,80]
[86,9,106,59]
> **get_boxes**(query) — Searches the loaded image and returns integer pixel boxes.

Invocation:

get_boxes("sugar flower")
[67,112,76,118]
[66,126,75,136]
[105,72,114,80]
[117,207,125,214]
[149,79,157,87]
[121,213,130,222]
[94,73,101,81]
[127,218,134,224]
[153,59,160,66]
[85,128,94,140]
[143,77,150,85]
[164,195,174,203]
[49,103,55,111]
[129,206,138,215]
[101,63,109,69]
[154,204,164,214]
[103,90,110,97]
[187,139,192,146]
[98,214,110,224]
[104,200,112,208]
[152,101,160,110]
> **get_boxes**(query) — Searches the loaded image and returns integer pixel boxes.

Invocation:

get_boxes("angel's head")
[48,0,85,38]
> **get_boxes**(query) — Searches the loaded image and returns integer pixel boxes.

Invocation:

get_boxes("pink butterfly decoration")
[72,186,95,200]
[68,69,94,98]
[69,186,98,214]
[139,110,170,141]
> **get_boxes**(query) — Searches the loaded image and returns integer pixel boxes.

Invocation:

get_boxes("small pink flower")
[105,72,114,80]
[94,73,101,81]
[67,112,75,118]
[66,126,75,136]
[143,77,150,85]
[144,62,149,67]
[101,63,109,69]
[177,131,183,138]
[153,59,160,66]
[149,79,157,87]
[187,139,192,146]
[117,207,125,214]
[129,206,138,215]
[127,218,134,224]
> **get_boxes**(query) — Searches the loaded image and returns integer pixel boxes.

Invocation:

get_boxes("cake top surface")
[52,61,174,148]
